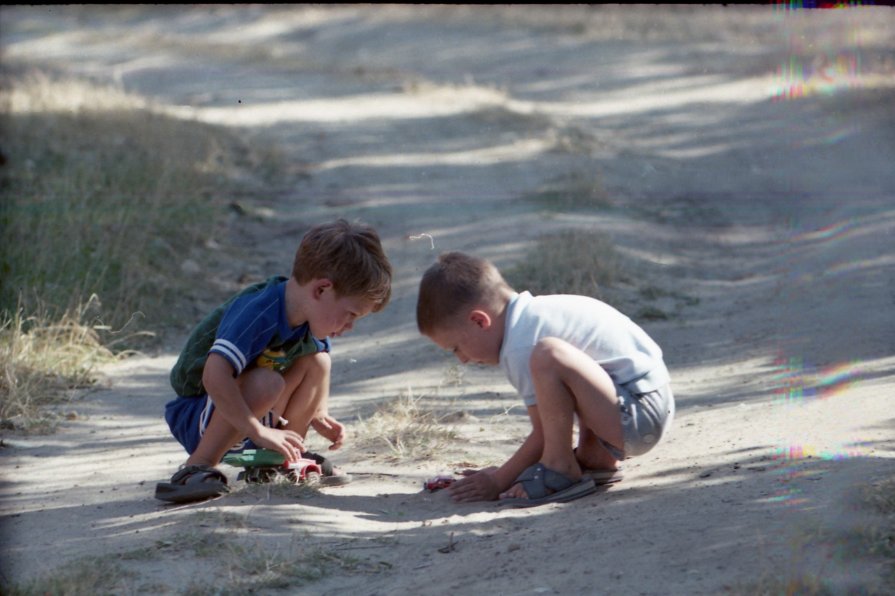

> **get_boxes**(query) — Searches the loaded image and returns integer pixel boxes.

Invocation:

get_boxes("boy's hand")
[448,467,500,502]
[253,426,305,462]
[311,415,345,450]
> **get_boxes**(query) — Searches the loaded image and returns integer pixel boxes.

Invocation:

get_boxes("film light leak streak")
[764,442,872,506]
[788,218,862,245]
[771,1,868,101]
[768,356,868,405]
[773,1,878,13]
[772,218,868,285]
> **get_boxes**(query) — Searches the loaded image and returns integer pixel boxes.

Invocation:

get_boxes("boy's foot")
[155,464,230,504]
[499,463,596,508]
[303,451,352,486]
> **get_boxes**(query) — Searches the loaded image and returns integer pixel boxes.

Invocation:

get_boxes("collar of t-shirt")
[499,291,528,362]
[275,279,311,341]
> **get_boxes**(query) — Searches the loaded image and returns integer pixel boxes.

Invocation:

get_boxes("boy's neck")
[489,291,513,356]
[284,277,310,329]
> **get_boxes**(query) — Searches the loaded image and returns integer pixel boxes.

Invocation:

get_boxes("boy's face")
[427,313,501,366]
[312,284,377,339]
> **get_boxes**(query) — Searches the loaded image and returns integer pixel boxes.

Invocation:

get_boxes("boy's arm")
[449,405,543,502]
[310,414,345,450]
[203,353,305,460]
[493,405,544,490]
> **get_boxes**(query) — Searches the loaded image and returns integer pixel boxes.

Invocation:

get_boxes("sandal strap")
[171,464,228,485]
[514,463,576,500]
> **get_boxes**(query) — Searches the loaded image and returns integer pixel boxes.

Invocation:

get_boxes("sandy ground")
[2,5,894,595]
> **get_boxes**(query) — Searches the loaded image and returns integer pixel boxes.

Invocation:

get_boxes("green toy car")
[223,448,323,484]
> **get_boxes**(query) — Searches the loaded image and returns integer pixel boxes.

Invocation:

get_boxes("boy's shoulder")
[210,275,288,325]
[507,291,599,321]
[505,292,633,340]
[231,275,288,300]
[519,292,618,316]
[184,276,287,344]
[169,275,291,396]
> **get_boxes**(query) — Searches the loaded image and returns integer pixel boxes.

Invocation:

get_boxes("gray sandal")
[155,465,230,504]
[583,468,624,485]
[500,463,596,508]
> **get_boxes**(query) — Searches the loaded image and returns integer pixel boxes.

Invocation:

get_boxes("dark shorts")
[164,395,274,457]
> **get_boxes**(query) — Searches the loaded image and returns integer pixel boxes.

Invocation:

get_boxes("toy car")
[424,475,456,492]
[223,448,323,484]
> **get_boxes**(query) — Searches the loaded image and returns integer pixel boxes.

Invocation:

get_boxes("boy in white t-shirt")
[416,252,674,507]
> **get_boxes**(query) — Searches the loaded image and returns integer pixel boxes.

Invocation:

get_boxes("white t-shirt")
[499,292,670,407]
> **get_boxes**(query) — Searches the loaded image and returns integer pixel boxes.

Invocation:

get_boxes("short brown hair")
[293,219,392,312]
[417,252,513,335]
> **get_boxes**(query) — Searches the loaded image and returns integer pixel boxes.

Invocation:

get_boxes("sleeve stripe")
[210,339,247,374]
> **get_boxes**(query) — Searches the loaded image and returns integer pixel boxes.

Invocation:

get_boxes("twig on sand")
[408,233,435,250]
[438,532,457,554]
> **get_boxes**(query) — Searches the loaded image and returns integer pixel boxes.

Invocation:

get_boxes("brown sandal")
[155,465,230,503]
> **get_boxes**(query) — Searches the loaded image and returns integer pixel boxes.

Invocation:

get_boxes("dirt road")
[2,6,893,594]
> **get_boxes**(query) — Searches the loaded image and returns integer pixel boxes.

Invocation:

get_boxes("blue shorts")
[164,395,275,457]
[601,382,675,460]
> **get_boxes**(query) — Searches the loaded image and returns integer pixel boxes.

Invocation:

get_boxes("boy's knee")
[306,351,331,376]
[239,367,286,409]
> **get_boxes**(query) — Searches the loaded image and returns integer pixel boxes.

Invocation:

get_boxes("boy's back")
[500,291,670,407]
[170,275,329,399]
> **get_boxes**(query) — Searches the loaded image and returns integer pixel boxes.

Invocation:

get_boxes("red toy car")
[277,457,324,484]
[424,475,456,492]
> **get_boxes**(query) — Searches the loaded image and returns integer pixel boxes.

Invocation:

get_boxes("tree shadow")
[3,445,891,593]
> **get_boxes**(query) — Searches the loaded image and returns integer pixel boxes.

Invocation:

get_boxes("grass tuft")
[862,475,895,587]
[353,387,458,461]
[0,302,120,432]
[4,557,134,596]
[522,170,611,212]
[504,229,620,299]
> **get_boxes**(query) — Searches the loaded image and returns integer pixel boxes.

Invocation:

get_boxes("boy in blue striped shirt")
[155,219,392,503]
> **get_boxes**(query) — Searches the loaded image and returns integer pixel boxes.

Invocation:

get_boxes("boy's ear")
[312,278,333,298]
[469,309,492,330]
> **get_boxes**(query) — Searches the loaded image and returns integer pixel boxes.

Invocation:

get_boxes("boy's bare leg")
[187,367,286,467]
[505,337,624,497]
[577,428,621,472]
[277,351,332,439]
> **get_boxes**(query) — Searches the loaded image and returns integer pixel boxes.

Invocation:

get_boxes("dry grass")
[503,228,620,299]
[352,387,458,461]
[0,301,121,432]
[728,473,895,596]
[863,475,895,588]
[4,557,135,596]
[9,529,381,595]
[0,68,280,330]
[863,475,895,517]
[522,170,611,212]
[0,67,286,432]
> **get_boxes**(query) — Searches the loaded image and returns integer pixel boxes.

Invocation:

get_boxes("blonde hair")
[416,252,513,335]
[293,219,392,312]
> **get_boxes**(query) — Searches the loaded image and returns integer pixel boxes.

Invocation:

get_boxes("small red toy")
[424,475,455,492]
